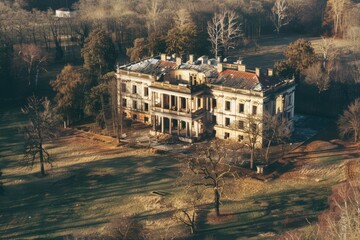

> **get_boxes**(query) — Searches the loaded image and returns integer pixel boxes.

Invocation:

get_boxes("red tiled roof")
[156,60,177,68]
[214,69,260,90]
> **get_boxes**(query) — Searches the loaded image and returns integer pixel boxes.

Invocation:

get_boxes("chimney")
[268,68,273,77]
[255,67,261,77]
[161,53,166,61]
[217,63,223,73]
[189,54,194,64]
[176,57,182,66]
[217,56,221,63]
[238,64,246,72]
[172,53,177,59]
[207,59,212,65]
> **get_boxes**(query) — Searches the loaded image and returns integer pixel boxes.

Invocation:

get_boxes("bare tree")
[21,96,58,176]
[243,114,262,169]
[338,98,360,142]
[220,10,242,55]
[318,181,360,239]
[207,13,222,58]
[325,0,350,36]
[18,44,48,87]
[319,37,338,68]
[208,10,242,57]
[263,112,291,163]
[271,0,291,36]
[187,139,239,216]
[304,61,331,93]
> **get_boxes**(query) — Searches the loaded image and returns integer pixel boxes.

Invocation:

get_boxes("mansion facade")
[116,54,296,145]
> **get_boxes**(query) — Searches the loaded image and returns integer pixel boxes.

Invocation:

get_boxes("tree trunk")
[39,144,45,176]
[250,147,254,169]
[214,187,220,216]
[265,139,272,164]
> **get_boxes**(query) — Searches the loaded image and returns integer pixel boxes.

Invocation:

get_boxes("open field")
[232,35,360,70]
[1,105,359,239]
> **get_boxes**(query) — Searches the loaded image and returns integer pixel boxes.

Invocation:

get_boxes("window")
[197,98,201,108]
[144,87,149,96]
[121,83,126,92]
[133,100,137,109]
[212,99,217,108]
[224,132,230,139]
[225,101,231,111]
[144,103,149,112]
[132,85,137,94]
[122,98,127,107]
[238,135,244,142]
[238,120,244,129]
[212,115,217,124]
[144,116,149,123]
[225,117,230,126]
[132,114,137,120]
[252,105,257,115]
[239,103,244,113]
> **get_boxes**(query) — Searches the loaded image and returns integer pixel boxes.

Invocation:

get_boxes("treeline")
[1,0,78,11]
[1,0,360,107]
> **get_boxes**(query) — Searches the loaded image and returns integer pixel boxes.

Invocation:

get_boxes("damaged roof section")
[210,69,288,91]
[120,58,177,77]
[118,55,292,91]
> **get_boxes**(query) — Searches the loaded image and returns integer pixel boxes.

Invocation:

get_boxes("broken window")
[225,117,230,126]
[122,98,127,107]
[252,105,257,115]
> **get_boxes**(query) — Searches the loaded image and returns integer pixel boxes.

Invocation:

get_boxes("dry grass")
[1,108,359,239]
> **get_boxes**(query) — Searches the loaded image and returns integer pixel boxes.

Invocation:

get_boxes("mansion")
[116,54,296,145]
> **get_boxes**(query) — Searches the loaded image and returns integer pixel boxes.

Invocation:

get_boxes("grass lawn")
[1,106,356,239]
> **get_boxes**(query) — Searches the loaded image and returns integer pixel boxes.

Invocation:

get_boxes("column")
[177,120,180,135]
[186,122,189,137]
[195,121,199,137]
[152,115,156,131]
[169,117,172,134]
[169,95,172,110]
[177,96,181,111]
[161,117,164,133]
[161,93,164,109]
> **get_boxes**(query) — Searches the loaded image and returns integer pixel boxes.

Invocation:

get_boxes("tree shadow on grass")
[192,186,329,239]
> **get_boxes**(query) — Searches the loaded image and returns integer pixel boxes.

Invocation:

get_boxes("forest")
[0,0,360,117]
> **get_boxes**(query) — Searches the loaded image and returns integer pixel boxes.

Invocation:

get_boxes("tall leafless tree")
[21,96,58,176]
[243,114,262,169]
[18,44,48,87]
[263,112,291,163]
[326,0,350,36]
[271,0,291,36]
[187,139,239,216]
[207,13,222,58]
